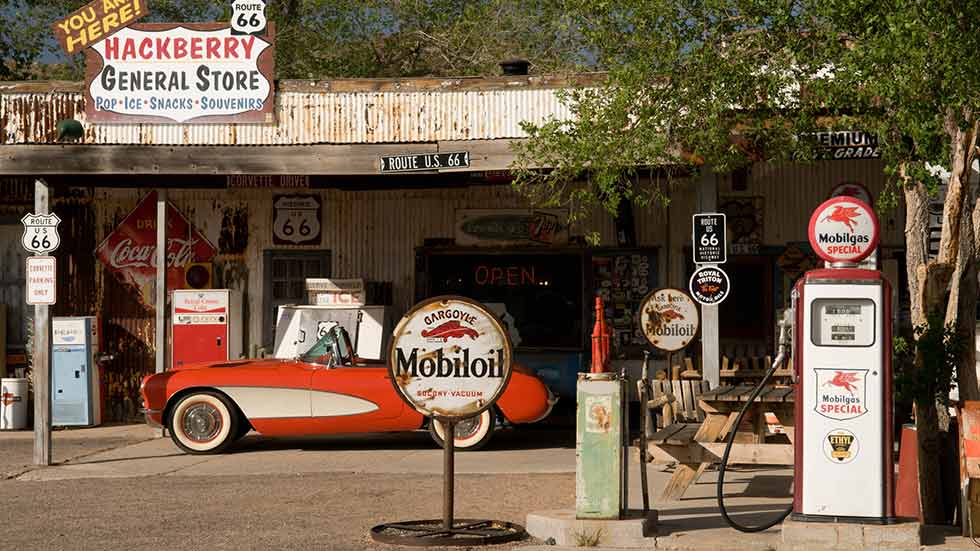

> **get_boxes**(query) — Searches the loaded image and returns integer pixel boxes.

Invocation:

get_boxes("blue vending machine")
[52,317,102,427]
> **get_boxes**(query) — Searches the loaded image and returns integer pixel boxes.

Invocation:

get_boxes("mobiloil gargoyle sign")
[388,296,513,419]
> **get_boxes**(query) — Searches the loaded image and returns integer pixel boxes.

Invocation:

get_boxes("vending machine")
[793,196,894,522]
[171,289,242,367]
[52,316,103,427]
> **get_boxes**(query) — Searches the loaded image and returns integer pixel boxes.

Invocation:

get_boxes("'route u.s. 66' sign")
[388,296,512,419]
[21,213,61,254]
[807,196,879,264]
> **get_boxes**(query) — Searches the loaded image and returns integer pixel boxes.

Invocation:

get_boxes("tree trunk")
[947,176,980,402]
[915,262,954,523]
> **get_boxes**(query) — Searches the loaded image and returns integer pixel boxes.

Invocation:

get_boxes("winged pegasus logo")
[821,205,862,233]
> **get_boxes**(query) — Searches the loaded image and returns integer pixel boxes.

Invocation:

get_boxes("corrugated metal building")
[0,75,902,420]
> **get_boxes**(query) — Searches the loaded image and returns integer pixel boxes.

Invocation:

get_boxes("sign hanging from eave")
[380,152,470,173]
[52,0,150,55]
[807,131,881,160]
[84,23,276,124]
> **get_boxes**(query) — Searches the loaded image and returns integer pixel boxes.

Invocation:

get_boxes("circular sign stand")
[371,518,527,547]
[371,296,526,547]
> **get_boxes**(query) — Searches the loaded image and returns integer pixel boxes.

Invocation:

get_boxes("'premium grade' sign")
[388,296,512,419]
[85,23,275,123]
[379,152,470,173]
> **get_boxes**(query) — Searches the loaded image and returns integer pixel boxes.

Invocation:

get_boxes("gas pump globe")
[792,196,894,523]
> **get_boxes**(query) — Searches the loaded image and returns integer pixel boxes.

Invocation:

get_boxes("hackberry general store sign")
[388,296,512,419]
[84,23,275,123]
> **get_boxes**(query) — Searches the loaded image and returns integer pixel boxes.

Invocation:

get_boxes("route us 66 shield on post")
[21,212,61,254]
[272,195,321,245]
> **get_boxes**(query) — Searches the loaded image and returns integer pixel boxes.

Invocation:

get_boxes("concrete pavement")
[3,423,978,549]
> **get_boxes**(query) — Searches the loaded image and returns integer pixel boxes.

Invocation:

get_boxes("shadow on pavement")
[655,503,792,534]
[225,424,575,454]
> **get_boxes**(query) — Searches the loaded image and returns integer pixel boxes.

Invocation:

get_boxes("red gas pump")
[717,196,894,531]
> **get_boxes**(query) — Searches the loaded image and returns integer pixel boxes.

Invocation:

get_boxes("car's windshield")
[300,325,352,367]
[300,329,338,366]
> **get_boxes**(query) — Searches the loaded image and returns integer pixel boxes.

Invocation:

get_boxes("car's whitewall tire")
[169,392,239,454]
[429,409,495,451]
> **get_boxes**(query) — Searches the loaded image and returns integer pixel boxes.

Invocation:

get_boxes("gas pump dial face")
[810,298,875,347]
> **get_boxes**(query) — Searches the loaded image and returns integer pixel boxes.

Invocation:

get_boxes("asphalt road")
[0,423,577,551]
[3,471,573,551]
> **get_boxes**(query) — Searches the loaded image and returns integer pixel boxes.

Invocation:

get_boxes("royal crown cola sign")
[388,296,512,419]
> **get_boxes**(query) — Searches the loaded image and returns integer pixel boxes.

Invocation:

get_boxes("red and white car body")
[141,325,555,453]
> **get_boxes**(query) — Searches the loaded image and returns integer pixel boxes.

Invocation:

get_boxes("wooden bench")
[645,379,712,430]
[644,384,796,500]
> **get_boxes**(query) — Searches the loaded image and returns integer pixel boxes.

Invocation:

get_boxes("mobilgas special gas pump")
[717,196,894,531]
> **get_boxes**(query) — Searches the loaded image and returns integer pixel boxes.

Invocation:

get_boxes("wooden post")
[155,190,166,435]
[33,179,51,466]
[155,190,166,375]
[698,169,720,389]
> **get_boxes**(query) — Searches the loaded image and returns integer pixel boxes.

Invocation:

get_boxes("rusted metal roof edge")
[0,73,607,95]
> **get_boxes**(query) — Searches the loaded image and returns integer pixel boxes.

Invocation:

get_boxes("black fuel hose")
[716,325,794,532]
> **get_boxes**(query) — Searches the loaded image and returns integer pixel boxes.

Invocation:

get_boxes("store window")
[262,250,330,347]
[421,251,585,350]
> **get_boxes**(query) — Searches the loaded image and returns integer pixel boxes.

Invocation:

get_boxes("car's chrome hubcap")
[182,403,222,442]
[454,415,481,439]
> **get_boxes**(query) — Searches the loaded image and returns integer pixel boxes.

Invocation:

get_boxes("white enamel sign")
[231,0,267,35]
[639,288,699,352]
[388,296,512,419]
[21,213,61,254]
[86,24,274,123]
[807,197,879,263]
[26,256,57,305]
[273,195,322,245]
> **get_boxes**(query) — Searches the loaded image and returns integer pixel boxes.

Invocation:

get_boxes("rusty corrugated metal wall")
[1,79,585,145]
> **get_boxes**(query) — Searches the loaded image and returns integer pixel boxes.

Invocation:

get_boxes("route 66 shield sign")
[21,212,61,254]
[231,0,267,35]
[272,195,321,245]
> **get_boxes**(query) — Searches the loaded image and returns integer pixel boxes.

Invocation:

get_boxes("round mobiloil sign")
[638,288,700,352]
[388,296,513,419]
[808,196,880,263]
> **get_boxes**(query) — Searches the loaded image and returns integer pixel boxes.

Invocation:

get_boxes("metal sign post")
[25,180,60,466]
[371,296,525,546]
[692,210,726,389]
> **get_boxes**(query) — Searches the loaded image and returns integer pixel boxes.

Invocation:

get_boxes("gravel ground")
[1,471,574,551]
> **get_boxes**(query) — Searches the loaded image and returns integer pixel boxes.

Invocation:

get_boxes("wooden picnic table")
[645,383,795,501]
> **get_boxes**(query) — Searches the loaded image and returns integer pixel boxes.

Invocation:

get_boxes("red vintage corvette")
[141,324,556,454]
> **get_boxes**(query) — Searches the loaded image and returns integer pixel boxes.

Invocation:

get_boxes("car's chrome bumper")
[140,404,163,428]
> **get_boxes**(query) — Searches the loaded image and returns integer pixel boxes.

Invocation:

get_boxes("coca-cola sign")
[388,296,513,419]
[95,191,217,310]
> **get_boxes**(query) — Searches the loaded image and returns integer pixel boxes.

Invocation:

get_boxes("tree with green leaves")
[1,0,588,80]
[512,0,980,523]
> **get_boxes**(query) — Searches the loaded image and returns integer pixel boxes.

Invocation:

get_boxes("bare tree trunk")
[947,176,980,402]
[903,115,978,524]
[905,178,950,524]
